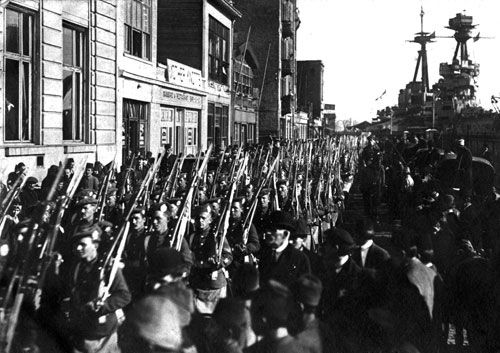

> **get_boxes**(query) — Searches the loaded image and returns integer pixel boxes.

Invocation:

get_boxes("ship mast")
[410,6,435,97]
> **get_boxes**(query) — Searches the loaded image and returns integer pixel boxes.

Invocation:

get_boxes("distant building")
[233,0,300,141]
[157,0,241,152]
[232,41,259,145]
[323,103,336,135]
[0,0,119,179]
[297,60,324,138]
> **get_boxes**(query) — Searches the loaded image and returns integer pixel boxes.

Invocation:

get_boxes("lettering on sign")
[166,59,203,89]
[161,89,202,106]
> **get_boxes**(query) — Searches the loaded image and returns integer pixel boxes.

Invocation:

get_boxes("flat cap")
[294,274,323,307]
[75,195,98,206]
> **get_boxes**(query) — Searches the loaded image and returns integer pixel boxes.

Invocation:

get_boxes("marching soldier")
[188,204,232,314]
[254,188,272,236]
[226,197,260,273]
[60,228,131,352]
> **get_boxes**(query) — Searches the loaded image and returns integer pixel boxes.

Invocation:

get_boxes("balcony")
[281,94,293,115]
[282,59,294,76]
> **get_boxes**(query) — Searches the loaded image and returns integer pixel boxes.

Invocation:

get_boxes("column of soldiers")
[0,134,499,353]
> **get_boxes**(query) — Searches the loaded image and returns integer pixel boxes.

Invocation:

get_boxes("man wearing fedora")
[259,211,310,287]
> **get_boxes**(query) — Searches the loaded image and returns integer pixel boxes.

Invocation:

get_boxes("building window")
[124,0,151,60]
[208,16,229,85]
[233,122,240,144]
[4,7,34,142]
[207,103,229,148]
[234,60,253,96]
[123,99,148,162]
[63,23,86,141]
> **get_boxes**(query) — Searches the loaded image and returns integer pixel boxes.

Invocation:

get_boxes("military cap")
[165,198,182,207]
[276,179,288,188]
[205,197,221,205]
[127,295,182,350]
[150,202,168,214]
[85,163,94,170]
[179,173,187,179]
[294,274,323,307]
[293,218,310,238]
[73,223,102,243]
[323,227,355,254]
[259,188,272,196]
[265,211,295,231]
[98,220,113,232]
[26,177,38,185]
[76,195,98,206]
[232,196,245,205]
[131,206,146,216]
[76,189,96,199]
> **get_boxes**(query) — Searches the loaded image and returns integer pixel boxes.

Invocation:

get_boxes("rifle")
[0,157,73,353]
[159,156,179,202]
[34,158,88,299]
[242,156,279,245]
[96,156,117,222]
[169,151,186,198]
[210,149,225,198]
[171,145,213,251]
[216,154,248,264]
[118,154,136,201]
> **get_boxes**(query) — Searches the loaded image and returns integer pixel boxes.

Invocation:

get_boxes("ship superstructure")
[433,12,481,122]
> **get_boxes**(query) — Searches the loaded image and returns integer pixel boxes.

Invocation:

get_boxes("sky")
[296,0,500,123]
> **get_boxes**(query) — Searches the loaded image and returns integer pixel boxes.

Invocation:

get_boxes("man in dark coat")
[292,274,336,353]
[20,176,40,210]
[123,207,149,300]
[226,197,260,273]
[149,204,193,272]
[159,143,177,178]
[244,280,308,353]
[188,204,233,314]
[318,227,381,352]
[60,227,131,352]
[352,218,390,271]
[254,188,273,236]
[455,139,473,196]
[258,211,311,287]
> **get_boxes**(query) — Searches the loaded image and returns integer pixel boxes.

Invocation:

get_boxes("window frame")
[62,22,87,142]
[208,16,229,85]
[124,0,151,61]
[4,6,35,143]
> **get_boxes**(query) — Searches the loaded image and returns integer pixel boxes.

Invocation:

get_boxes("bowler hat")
[293,218,309,238]
[324,227,355,254]
[266,211,295,231]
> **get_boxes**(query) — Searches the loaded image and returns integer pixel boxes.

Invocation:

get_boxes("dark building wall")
[157,0,203,69]
[297,60,323,118]
[233,0,281,139]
